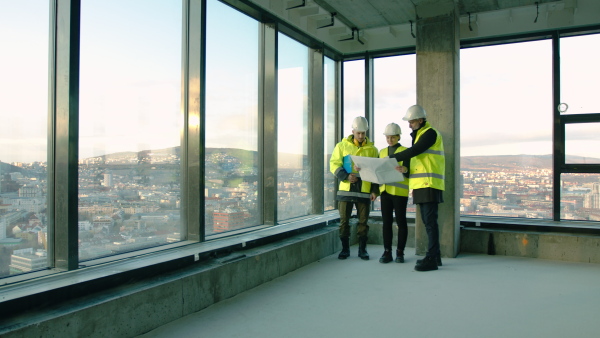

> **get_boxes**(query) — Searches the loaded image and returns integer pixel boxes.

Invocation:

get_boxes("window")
[373,55,416,151]
[324,57,337,211]
[343,60,365,132]
[372,55,416,212]
[565,123,600,164]
[460,41,553,219]
[559,33,600,221]
[277,33,311,220]
[79,0,183,260]
[561,173,600,220]
[205,0,260,234]
[0,2,49,277]
[559,34,600,115]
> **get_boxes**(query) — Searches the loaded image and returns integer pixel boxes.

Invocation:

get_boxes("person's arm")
[330,144,352,181]
[389,129,437,162]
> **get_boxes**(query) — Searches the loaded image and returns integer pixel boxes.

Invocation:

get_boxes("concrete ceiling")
[313,0,562,30]
[248,0,599,54]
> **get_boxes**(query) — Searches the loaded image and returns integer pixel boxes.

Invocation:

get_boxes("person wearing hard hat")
[329,116,379,260]
[378,123,410,264]
[388,105,445,271]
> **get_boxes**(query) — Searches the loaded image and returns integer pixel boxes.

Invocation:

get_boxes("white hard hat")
[351,116,369,132]
[383,123,401,136]
[402,105,427,121]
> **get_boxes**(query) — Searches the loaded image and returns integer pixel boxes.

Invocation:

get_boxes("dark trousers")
[418,202,440,258]
[338,201,370,238]
[380,192,408,252]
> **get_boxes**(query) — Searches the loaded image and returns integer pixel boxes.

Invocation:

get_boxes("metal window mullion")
[365,53,374,140]
[339,61,345,141]
[332,60,342,205]
[183,0,205,241]
[51,0,80,270]
[261,23,278,225]
[552,32,562,221]
[365,53,374,209]
[310,48,325,215]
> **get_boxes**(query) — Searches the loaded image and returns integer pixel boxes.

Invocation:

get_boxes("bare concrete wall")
[460,228,600,264]
[0,227,340,338]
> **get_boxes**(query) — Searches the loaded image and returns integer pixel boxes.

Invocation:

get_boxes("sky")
[0,0,599,164]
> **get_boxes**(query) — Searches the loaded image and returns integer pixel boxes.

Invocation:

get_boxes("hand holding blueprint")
[350,156,405,184]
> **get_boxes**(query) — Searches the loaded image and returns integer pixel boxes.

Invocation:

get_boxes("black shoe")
[417,255,442,266]
[338,248,350,260]
[338,237,350,260]
[395,250,404,263]
[379,250,393,263]
[358,237,369,260]
[415,256,438,271]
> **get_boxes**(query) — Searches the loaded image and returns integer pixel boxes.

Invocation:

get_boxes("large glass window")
[324,57,337,211]
[559,34,600,115]
[460,41,553,219]
[0,1,49,277]
[373,55,416,150]
[560,33,600,220]
[372,55,416,212]
[561,173,600,221]
[79,1,183,260]
[565,123,600,164]
[343,60,365,133]
[205,0,260,234]
[277,34,311,220]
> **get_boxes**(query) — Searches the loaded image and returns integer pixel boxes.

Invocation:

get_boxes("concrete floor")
[139,245,600,338]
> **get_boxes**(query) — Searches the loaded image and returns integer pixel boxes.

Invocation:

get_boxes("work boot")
[416,255,442,266]
[338,237,350,260]
[415,256,438,271]
[358,237,369,260]
[395,249,404,263]
[379,249,393,263]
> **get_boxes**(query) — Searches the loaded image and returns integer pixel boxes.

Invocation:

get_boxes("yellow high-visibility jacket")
[379,146,409,197]
[330,135,378,201]
[410,122,445,191]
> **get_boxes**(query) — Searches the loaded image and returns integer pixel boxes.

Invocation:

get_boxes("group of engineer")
[329,105,445,272]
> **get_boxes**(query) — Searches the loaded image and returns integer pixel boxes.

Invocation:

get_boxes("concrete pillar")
[414,1,460,258]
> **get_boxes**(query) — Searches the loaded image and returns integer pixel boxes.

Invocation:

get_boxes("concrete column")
[414,1,460,258]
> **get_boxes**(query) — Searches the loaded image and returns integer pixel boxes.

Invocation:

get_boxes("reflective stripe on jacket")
[379,146,409,197]
[410,122,445,191]
[330,135,379,199]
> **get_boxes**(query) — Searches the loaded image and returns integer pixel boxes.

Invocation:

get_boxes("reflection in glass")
[460,41,553,219]
[343,60,365,132]
[0,3,49,278]
[372,55,416,212]
[324,57,336,211]
[79,1,182,260]
[565,123,600,164]
[561,173,600,221]
[206,0,260,234]
[277,34,311,220]
[560,33,600,115]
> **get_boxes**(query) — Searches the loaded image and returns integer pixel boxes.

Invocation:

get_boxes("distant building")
[213,209,245,233]
[103,173,113,187]
[583,183,600,209]
[10,248,47,274]
[484,186,498,199]
[18,185,42,198]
